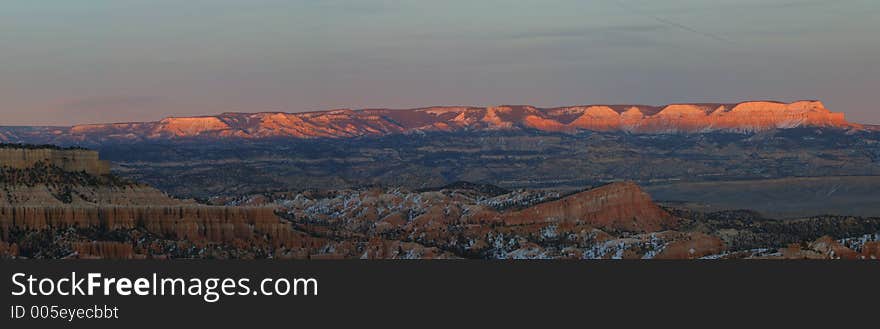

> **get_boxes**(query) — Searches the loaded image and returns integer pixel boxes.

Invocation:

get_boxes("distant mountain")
[0,100,859,145]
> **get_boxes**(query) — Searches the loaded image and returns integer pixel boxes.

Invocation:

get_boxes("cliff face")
[0,146,170,206]
[501,182,678,232]
[0,145,318,259]
[0,100,859,144]
[0,185,188,207]
[272,182,677,234]
[260,182,700,259]
[0,205,294,243]
[0,145,463,259]
[0,148,109,175]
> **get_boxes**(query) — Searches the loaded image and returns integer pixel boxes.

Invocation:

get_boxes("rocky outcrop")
[274,182,676,234]
[0,148,109,175]
[654,232,725,259]
[0,146,327,259]
[0,101,860,145]
[0,205,297,244]
[501,182,678,232]
[259,182,699,259]
[757,235,880,260]
[72,241,135,259]
[0,242,19,258]
[0,146,183,206]
[0,185,188,206]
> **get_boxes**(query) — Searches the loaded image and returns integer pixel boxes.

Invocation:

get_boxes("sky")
[1,0,878,125]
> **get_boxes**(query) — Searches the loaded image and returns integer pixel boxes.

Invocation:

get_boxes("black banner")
[1,261,877,328]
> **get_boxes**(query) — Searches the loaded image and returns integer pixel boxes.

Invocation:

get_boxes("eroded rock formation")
[761,235,880,260]
[3,145,875,260]
[0,147,109,175]
[501,182,678,232]
[0,146,330,259]
[0,205,284,241]
[256,182,713,259]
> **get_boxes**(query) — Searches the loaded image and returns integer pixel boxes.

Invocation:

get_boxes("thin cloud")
[404,23,671,44]
[502,24,670,40]
[610,0,735,45]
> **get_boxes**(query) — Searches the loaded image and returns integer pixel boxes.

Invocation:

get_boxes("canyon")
[2,144,878,260]
[1,97,879,260]
[0,145,311,259]
[0,144,703,259]
[216,182,880,260]
[0,100,859,145]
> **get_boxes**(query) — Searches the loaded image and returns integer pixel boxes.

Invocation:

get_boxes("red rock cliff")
[501,182,678,232]
[0,100,860,144]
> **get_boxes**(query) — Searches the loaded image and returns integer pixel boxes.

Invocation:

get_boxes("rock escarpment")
[1,145,172,206]
[0,185,188,206]
[0,205,300,246]
[501,182,678,232]
[259,182,709,259]
[0,146,287,258]
[0,145,456,259]
[0,100,860,145]
[0,147,109,175]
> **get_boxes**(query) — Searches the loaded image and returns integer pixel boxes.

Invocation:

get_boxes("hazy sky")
[1,0,878,125]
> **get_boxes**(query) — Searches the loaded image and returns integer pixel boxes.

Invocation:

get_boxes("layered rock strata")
[0,148,109,175]
[0,101,859,144]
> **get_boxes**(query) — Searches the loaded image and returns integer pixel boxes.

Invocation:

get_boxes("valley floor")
[646,176,880,218]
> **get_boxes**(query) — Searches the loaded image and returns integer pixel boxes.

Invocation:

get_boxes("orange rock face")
[153,117,232,137]
[654,232,725,259]
[860,242,880,259]
[267,181,703,259]
[6,100,857,143]
[501,182,678,232]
